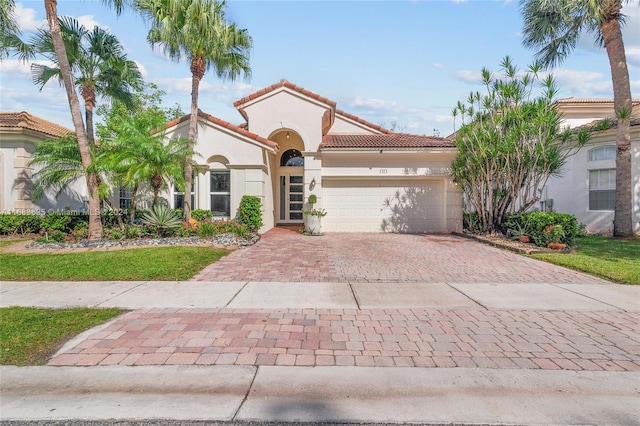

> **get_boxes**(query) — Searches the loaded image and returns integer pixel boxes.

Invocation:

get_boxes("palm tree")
[30,16,142,145]
[103,115,194,209]
[138,0,252,221]
[520,0,634,237]
[38,0,130,239]
[0,0,33,60]
[29,133,123,225]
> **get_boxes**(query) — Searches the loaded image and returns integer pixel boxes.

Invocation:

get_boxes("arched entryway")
[271,130,305,224]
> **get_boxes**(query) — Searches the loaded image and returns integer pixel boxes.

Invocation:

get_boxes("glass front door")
[279,174,304,223]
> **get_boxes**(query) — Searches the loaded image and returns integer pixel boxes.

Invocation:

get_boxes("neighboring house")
[0,111,87,212]
[156,79,462,233]
[543,98,640,234]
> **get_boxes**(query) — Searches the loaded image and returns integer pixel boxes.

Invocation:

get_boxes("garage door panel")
[322,180,444,233]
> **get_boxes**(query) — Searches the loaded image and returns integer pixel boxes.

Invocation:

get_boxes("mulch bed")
[453,232,572,255]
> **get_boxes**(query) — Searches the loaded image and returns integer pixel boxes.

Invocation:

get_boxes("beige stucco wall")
[328,115,382,134]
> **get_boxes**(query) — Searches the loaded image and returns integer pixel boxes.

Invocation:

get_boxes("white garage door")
[322,180,445,233]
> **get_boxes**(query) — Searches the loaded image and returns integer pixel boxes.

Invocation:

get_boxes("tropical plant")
[520,0,634,237]
[451,57,589,233]
[138,0,252,221]
[543,224,566,244]
[0,0,33,60]
[29,15,142,145]
[141,205,182,237]
[36,0,128,239]
[97,83,186,218]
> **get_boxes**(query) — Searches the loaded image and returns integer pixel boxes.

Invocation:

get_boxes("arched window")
[588,146,616,162]
[280,149,304,167]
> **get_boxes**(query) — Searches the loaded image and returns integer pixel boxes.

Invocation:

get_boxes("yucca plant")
[141,205,182,237]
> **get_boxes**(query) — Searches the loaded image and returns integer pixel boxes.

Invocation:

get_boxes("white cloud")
[74,15,109,32]
[0,59,32,78]
[451,0,468,3]
[433,63,444,69]
[453,69,483,84]
[152,77,257,105]
[549,68,613,96]
[15,2,46,32]
[134,61,148,78]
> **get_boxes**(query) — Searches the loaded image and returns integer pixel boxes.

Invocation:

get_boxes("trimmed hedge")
[236,196,263,232]
[506,212,579,247]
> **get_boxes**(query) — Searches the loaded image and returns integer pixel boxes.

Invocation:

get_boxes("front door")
[278,173,304,223]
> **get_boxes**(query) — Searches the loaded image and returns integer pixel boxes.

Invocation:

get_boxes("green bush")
[0,214,42,234]
[506,212,579,247]
[463,211,482,233]
[191,209,213,221]
[196,220,217,238]
[237,195,262,232]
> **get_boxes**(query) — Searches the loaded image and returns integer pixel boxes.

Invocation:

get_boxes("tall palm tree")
[138,0,252,221]
[39,0,130,239]
[520,0,634,237]
[30,16,142,145]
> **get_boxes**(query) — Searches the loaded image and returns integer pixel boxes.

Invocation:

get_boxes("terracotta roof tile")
[557,97,640,105]
[321,133,454,150]
[165,110,279,150]
[334,109,391,134]
[233,79,337,108]
[572,116,640,132]
[0,111,72,137]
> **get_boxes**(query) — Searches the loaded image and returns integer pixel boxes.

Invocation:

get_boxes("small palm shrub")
[142,205,182,237]
[237,195,262,232]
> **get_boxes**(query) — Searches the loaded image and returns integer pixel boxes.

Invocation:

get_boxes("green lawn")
[532,236,640,284]
[0,307,123,366]
[0,246,227,281]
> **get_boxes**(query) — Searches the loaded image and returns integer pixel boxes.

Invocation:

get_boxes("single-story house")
[544,98,640,234]
[156,79,463,233]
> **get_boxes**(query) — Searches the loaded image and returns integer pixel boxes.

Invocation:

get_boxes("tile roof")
[164,110,279,150]
[0,111,72,137]
[557,97,640,105]
[572,116,640,132]
[233,79,337,108]
[321,133,455,150]
[334,109,391,134]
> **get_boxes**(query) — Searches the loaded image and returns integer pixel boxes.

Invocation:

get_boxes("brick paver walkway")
[49,308,640,371]
[191,228,609,283]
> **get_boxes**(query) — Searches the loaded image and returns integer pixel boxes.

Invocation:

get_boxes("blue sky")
[1,0,639,136]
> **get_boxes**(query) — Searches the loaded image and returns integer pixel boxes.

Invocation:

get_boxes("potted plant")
[303,194,327,235]
[543,224,566,250]
[510,222,532,243]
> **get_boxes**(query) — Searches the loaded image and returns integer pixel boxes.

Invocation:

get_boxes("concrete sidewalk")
[1,280,639,311]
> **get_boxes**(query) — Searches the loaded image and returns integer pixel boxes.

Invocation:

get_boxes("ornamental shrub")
[237,195,262,232]
[507,212,578,247]
[191,209,213,221]
[0,214,42,234]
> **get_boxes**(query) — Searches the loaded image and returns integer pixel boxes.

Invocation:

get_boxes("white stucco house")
[0,111,88,213]
[159,80,463,233]
[543,98,640,234]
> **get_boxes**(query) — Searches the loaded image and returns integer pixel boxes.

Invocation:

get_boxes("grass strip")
[0,246,226,281]
[532,236,639,284]
[0,307,123,366]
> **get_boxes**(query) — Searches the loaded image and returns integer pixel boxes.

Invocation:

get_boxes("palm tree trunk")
[81,83,96,145]
[601,13,633,237]
[44,0,102,239]
[185,57,205,222]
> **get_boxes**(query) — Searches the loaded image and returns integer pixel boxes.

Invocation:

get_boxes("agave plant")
[141,205,182,237]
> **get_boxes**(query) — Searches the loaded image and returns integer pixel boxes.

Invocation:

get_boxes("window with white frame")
[210,170,230,217]
[174,175,195,210]
[589,169,615,211]
[119,186,133,210]
[588,146,616,162]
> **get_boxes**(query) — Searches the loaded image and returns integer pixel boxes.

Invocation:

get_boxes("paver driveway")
[192,228,608,284]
